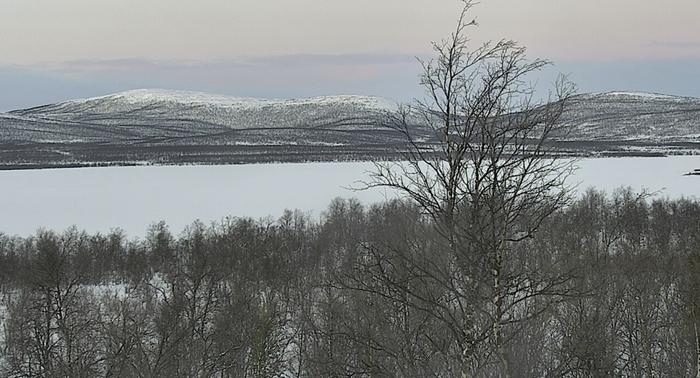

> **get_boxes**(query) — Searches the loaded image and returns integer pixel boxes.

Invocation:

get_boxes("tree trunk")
[493,249,510,378]
[462,309,473,378]
[695,318,700,378]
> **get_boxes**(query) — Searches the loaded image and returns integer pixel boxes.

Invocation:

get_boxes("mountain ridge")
[12,89,398,116]
[0,89,698,169]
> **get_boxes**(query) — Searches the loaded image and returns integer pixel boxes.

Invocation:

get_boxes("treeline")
[0,189,699,377]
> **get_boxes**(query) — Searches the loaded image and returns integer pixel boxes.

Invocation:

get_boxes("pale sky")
[1,0,699,110]
[1,0,463,64]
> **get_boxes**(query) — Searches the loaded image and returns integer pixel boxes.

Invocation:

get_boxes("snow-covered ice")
[0,157,698,237]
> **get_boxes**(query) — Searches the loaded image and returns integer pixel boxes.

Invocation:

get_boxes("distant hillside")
[560,92,700,141]
[3,89,399,144]
[0,89,698,169]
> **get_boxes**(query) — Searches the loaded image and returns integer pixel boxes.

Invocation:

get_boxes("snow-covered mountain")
[0,89,698,168]
[3,89,398,144]
[560,91,700,141]
[0,89,411,168]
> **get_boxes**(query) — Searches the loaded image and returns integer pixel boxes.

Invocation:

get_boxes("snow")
[67,88,398,112]
[0,157,698,237]
[0,112,41,122]
[601,91,681,100]
[84,283,129,299]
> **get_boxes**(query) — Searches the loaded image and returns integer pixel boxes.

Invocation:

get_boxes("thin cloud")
[241,53,424,67]
[33,53,426,74]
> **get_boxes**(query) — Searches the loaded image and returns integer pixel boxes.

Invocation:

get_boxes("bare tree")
[361,1,577,376]
[688,248,700,378]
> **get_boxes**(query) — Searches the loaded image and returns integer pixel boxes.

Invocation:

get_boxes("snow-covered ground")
[601,91,681,100]
[0,157,697,237]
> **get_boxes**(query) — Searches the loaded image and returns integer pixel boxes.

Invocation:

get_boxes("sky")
[1,0,699,111]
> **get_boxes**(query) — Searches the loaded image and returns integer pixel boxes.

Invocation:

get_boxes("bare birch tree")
[361,1,578,376]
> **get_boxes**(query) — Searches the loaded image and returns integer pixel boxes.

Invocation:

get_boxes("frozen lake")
[0,156,698,237]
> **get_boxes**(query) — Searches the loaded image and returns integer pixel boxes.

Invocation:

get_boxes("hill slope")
[0,89,698,169]
[4,89,398,144]
[561,91,700,141]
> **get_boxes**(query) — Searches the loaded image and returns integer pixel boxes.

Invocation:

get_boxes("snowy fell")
[0,89,698,168]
